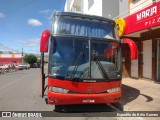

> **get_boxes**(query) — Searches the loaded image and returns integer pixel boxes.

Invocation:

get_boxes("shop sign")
[124,1,160,34]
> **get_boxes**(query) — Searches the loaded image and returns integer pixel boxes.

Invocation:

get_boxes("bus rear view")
[40,12,137,109]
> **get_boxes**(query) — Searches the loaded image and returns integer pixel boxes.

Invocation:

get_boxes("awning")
[124,1,160,35]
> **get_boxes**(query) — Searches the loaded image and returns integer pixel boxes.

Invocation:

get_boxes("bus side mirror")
[123,38,138,60]
[40,29,50,52]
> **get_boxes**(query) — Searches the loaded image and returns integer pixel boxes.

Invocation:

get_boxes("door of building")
[131,59,138,78]
[131,42,138,78]
[122,44,131,78]
[157,40,160,82]
[143,40,152,79]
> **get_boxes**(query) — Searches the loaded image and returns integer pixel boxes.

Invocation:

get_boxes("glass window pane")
[53,16,117,39]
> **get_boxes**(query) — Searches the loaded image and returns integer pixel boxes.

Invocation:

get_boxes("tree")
[23,54,37,65]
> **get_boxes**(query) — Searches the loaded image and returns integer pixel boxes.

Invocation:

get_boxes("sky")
[0,0,66,54]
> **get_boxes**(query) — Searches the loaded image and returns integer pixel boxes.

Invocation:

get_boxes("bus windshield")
[49,36,121,81]
[52,15,119,40]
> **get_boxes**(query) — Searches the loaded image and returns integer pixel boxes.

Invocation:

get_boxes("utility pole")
[22,48,24,63]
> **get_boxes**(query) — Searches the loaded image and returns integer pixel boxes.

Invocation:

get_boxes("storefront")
[0,54,22,64]
[122,1,160,82]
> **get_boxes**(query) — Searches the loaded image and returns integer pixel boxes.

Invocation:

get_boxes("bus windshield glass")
[49,37,121,81]
[52,15,119,40]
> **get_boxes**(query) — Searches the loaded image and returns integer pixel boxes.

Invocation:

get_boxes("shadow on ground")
[120,84,153,108]
[120,84,140,105]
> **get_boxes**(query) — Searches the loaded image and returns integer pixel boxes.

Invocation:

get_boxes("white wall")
[130,0,153,14]
[64,0,68,12]
[143,40,152,79]
[83,0,88,14]
[131,59,138,78]
[64,0,71,12]
[64,0,83,13]
[83,0,102,16]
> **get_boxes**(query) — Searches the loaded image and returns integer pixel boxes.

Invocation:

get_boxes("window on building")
[132,0,139,3]
[88,0,94,10]
[153,0,160,2]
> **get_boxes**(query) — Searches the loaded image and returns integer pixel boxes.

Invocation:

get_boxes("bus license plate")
[82,99,95,103]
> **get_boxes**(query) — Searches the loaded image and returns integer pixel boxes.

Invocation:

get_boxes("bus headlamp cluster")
[107,87,121,93]
[49,86,120,94]
[49,86,69,93]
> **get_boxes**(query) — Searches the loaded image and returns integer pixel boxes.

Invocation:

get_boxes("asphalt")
[120,78,160,111]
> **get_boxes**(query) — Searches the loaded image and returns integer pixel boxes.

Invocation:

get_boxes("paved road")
[0,68,52,111]
[0,68,120,119]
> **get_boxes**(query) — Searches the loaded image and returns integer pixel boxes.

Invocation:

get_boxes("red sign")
[124,1,160,34]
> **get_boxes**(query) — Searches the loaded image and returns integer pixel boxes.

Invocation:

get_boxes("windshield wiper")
[70,50,84,80]
[94,57,109,79]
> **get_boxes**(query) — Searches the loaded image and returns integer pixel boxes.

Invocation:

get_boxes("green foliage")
[37,59,41,63]
[23,54,37,65]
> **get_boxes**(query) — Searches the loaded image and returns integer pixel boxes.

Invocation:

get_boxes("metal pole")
[22,48,23,63]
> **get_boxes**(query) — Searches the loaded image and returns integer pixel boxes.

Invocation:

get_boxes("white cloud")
[27,18,42,26]
[29,48,39,52]
[17,38,39,47]
[39,9,57,20]
[39,9,56,14]
[0,12,5,18]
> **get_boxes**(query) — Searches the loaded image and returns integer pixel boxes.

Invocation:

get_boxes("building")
[64,0,128,19]
[0,52,22,65]
[123,0,160,82]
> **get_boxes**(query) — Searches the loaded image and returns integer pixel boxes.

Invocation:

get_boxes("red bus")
[40,12,137,110]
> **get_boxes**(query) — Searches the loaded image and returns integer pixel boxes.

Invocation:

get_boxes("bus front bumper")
[48,90,122,105]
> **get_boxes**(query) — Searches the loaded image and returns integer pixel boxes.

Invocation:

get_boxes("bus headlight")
[107,87,120,93]
[49,86,69,93]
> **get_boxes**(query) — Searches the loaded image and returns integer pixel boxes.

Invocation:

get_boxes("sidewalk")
[120,78,160,111]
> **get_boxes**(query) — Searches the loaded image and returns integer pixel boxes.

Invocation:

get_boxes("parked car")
[31,63,38,68]
[18,63,30,70]
[30,63,40,68]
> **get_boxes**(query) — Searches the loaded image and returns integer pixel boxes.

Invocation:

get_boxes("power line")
[0,43,20,53]
[5,0,38,16]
